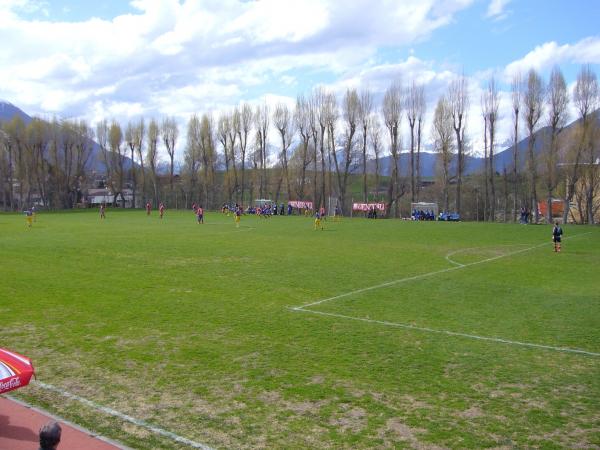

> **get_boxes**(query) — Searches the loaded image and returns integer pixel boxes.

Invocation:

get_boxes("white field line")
[296,233,592,310]
[289,308,600,357]
[444,244,529,267]
[34,381,214,450]
[289,232,597,357]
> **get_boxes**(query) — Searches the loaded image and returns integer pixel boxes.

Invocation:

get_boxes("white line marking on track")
[34,381,214,450]
[296,233,592,310]
[289,308,600,357]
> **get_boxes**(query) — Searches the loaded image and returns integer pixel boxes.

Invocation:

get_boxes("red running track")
[0,396,125,449]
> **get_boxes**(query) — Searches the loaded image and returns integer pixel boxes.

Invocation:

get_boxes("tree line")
[1,65,598,222]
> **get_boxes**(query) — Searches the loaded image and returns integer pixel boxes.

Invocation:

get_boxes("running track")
[0,396,126,449]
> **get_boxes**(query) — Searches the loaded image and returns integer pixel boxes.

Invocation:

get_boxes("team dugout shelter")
[411,202,439,218]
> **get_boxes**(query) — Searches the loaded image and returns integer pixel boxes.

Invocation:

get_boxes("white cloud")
[0,0,594,161]
[504,37,600,79]
[485,0,511,20]
[0,0,476,130]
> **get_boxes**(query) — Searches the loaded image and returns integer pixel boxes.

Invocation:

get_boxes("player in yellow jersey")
[235,206,241,228]
[25,208,33,227]
[314,211,323,230]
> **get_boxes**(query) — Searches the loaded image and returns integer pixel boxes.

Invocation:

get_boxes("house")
[87,188,135,208]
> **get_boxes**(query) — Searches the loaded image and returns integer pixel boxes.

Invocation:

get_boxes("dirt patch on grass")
[378,417,443,449]
[329,405,367,433]
[458,406,484,419]
[258,390,329,417]
[308,374,325,384]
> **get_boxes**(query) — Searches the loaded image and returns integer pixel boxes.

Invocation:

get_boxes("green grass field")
[1,209,599,449]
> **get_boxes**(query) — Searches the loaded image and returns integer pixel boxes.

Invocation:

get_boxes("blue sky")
[1,0,599,157]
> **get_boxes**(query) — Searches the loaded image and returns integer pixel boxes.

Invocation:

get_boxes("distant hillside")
[0,100,32,124]
[0,100,134,173]
[371,110,599,178]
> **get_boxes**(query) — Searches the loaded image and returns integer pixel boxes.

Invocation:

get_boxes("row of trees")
[431,65,598,224]
[1,65,598,222]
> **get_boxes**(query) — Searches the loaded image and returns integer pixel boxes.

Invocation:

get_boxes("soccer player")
[159,202,165,219]
[146,201,152,216]
[196,205,204,224]
[25,208,33,227]
[99,204,106,219]
[314,211,324,230]
[235,206,241,228]
[319,206,326,221]
[552,221,563,252]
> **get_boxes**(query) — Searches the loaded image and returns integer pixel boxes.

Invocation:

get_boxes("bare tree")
[254,104,269,200]
[572,65,599,224]
[125,122,138,208]
[449,74,469,215]
[133,118,146,203]
[161,116,179,198]
[383,81,403,217]
[309,89,325,209]
[146,119,160,206]
[199,114,216,208]
[236,103,252,205]
[294,94,312,200]
[108,120,125,207]
[481,93,489,219]
[369,117,383,200]
[25,118,50,207]
[323,91,338,210]
[183,114,202,207]
[415,84,426,201]
[331,88,359,214]
[0,123,15,210]
[484,76,500,221]
[406,81,419,202]
[96,119,110,189]
[523,68,545,223]
[544,66,568,223]
[72,120,94,205]
[432,96,454,212]
[8,116,26,210]
[217,113,232,202]
[0,127,12,210]
[229,110,239,201]
[273,103,294,202]
[359,88,373,203]
[511,73,522,221]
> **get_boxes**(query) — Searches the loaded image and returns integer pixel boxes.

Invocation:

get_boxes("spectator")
[39,421,61,450]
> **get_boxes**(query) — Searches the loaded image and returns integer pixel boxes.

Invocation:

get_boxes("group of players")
[21,203,566,252]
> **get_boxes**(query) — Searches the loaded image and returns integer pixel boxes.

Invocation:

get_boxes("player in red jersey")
[146,202,152,216]
[196,205,204,224]
[159,202,165,219]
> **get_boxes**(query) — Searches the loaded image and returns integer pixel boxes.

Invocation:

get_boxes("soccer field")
[1,209,599,449]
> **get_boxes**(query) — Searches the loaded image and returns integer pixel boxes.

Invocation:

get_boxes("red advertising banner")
[288,200,313,209]
[352,202,386,211]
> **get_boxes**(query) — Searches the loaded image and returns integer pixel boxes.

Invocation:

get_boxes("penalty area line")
[289,308,600,358]
[33,381,214,450]
[295,232,592,310]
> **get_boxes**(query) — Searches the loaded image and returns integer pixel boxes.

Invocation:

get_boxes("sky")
[1,0,599,160]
